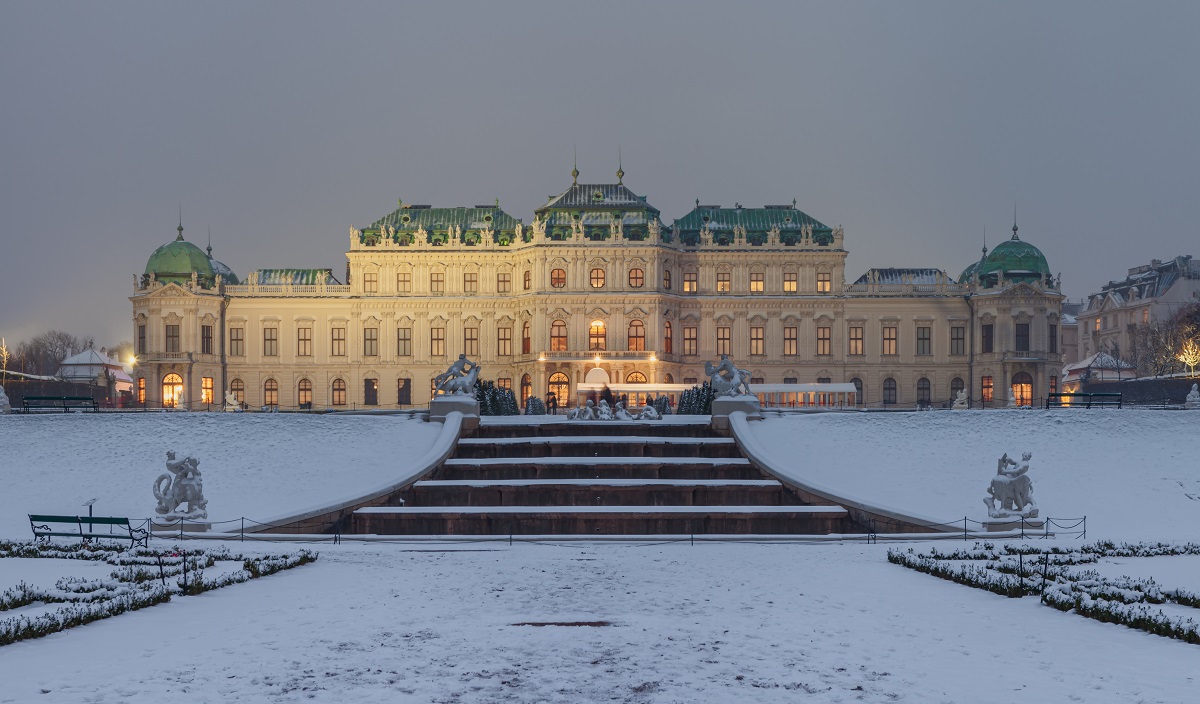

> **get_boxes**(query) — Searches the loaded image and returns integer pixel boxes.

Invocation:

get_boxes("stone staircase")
[351,419,852,536]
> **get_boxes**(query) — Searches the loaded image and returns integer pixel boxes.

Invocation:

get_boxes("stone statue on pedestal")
[1186,383,1200,409]
[0,385,11,414]
[984,452,1038,519]
[704,354,752,397]
[153,451,208,520]
[952,389,968,410]
[433,355,480,396]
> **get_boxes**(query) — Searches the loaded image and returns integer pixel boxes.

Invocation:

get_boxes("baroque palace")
[131,167,1064,410]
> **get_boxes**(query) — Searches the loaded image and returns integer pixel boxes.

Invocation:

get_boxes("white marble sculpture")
[984,452,1038,519]
[1186,383,1200,409]
[1006,393,1018,409]
[153,450,208,520]
[0,385,11,414]
[576,399,597,420]
[636,404,661,420]
[952,389,968,410]
[223,392,241,412]
[614,401,635,421]
[175,389,188,411]
[704,354,752,396]
[433,354,480,395]
[596,399,614,420]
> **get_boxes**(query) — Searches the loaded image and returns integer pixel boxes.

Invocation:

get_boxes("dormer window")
[592,190,604,201]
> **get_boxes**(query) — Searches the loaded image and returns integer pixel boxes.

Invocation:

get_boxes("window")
[848,326,864,356]
[137,377,146,403]
[783,272,798,293]
[464,272,478,294]
[397,378,412,405]
[982,375,994,403]
[297,328,312,356]
[627,371,647,384]
[520,374,532,406]
[1015,323,1030,352]
[850,378,863,405]
[951,326,965,356]
[397,271,411,293]
[750,272,764,293]
[816,326,831,355]
[817,272,831,293]
[663,270,672,290]
[430,272,445,293]
[1048,324,1058,354]
[522,322,531,354]
[551,269,566,288]
[917,378,931,405]
[331,379,346,406]
[547,372,570,405]
[883,378,897,405]
[882,326,898,355]
[523,270,532,290]
[298,379,312,408]
[628,321,645,351]
[716,326,731,355]
[783,326,798,356]
[498,326,512,356]
[331,327,346,356]
[951,377,965,401]
[783,377,798,384]
[165,324,180,353]
[137,324,146,354]
[550,320,568,351]
[716,272,731,292]
[397,327,412,356]
[201,377,213,405]
[664,374,674,384]
[750,326,765,355]
[431,327,445,357]
[363,327,378,356]
[1142,309,1149,324]
[628,268,644,288]
[663,321,673,354]
[228,378,242,404]
[363,272,378,293]
[683,272,697,293]
[683,377,698,384]
[201,325,213,355]
[1011,371,1032,406]
[590,268,605,288]
[1094,318,1101,332]
[982,324,994,354]
[916,326,931,356]
[1049,375,1058,395]
[263,328,278,357]
[683,326,698,355]
[464,327,479,356]
[364,379,378,406]
[497,272,511,293]
[263,379,278,407]
[229,327,244,356]
[589,320,606,351]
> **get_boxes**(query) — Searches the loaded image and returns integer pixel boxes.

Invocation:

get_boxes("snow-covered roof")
[1062,352,1135,374]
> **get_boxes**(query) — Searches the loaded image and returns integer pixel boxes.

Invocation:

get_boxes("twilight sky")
[2,1,1198,347]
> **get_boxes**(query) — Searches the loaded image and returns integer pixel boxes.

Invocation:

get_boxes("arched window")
[229,378,244,404]
[550,268,566,288]
[550,320,568,351]
[523,270,532,290]
[663,321,673,354]
[917,377,931,406]
[547,372,569,406]
[522,321,532,354]
[628,268,644,288]
[883,377,897,405]
[626,371,647,383]
[1011,372,1033,407]
[520,374,532,406]
[331,378,347,406]
[298,378,312,408]
[263,379,279,407]
[590,268,605,288]
[627,320,645,351]
[162,373,183,409]
[850,377,863,406]
[589,320,606,351]
[663,270,672,290]
[664,373,674,384]
[951,377,965,402]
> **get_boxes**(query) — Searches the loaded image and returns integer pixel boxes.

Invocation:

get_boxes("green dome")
[970,224,1052,287]
[144,226,215,285]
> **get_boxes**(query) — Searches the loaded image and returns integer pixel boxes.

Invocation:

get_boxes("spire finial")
[616,146,623,184]
[982,225,988,259]
[571,145,579,184]
[176,206,184,241]
[1012,203,1019,240]
[207,225,212,257]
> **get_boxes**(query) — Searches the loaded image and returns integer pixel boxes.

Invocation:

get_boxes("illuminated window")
[1049,375,1057,395]
[263,328,278,357]
[201,377,213,405]
[551,320,568,351]
[397,272,411,293]
[332,378,346,406]
[397,327,412,356]
[950,327,965,355]
[783,272,797,293]
[1094,318,1100,332]
[683,272,697,293]
[523,270,532,290]
[716,272,731,292]
[298,378,312,407]
[982,375,994,403]
[1011,372,1032,406]
[363,327,378,356]
[497,272,511,293]
[817,272,831,293]
[628,321,645,351]
[297,328,312,356]
[663,270,672,290]
[629,268,644,288]
[883,377,897,405]
[784,326,798,355]
[547,372,569,405]
[663,321,673,354]
[331,327,346,356]
[683,326,698,355]
[498,327,512,356]
[590,268,605,288]
[520,374,532,405]
[363,272,378,293]
[589,320,606,351]
[497,376,512,390]
[137,377,146,403]
[750,272,764,293]
[522,321,531,354]
[716,326,731,355]
[229,327,244,356]
[165,324,180,353]
[551,268,566,288]
[430,272,445,293]
[1142,309,1149,324]
[848,326,864,355]
[750,326,764,355]
[431,327,445,357]
[464,272,478,294]
[263,379,278,407]
[816,326,831,355]
[882,326,897,355]
[916,326,931,355]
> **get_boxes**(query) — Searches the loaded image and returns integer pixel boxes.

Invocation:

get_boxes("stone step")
[472,420,721,439]
[352,505,849,535]
[403,479,795,507]
[435,457,761,481]
[453,435,742,459]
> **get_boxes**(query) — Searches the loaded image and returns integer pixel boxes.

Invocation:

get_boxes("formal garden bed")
[0,540,317,645]
[889,541,1200,644]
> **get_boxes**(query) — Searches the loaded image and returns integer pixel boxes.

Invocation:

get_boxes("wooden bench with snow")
[29,514,150,548]
[21,396,99,413]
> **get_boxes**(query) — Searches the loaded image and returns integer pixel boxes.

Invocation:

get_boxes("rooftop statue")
[704,354,752,397]
[153,450,208,520]
[984,452,1038,519]
[433,354,480,396]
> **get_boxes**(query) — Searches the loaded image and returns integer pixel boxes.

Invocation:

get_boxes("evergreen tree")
[524,397,547,415]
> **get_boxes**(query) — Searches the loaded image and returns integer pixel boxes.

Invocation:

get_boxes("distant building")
[57,348,133,394]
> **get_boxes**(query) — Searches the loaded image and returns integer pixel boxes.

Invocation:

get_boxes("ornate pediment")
[624,307,650,319]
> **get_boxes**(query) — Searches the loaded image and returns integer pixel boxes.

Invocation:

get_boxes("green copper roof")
[673,204,830,233]
[974,227,1051,286]
[144,226,215,284]
[246,269,340,285]
[370,204,521,232]
[538,183,659,214]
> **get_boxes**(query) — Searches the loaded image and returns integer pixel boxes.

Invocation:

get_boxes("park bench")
[28,514,150,547]
[22,396,99,413]
[1046,393,1122,409]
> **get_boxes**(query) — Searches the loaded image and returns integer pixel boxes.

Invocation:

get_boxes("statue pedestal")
[430,395,480,431]
[982,516,1046,533]
[710,395,762,434]
[151,519,210,533]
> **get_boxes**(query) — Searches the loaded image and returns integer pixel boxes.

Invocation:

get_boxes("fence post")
[240,517,244,542]
[963,516,968,541]
[1040,552,1050,602]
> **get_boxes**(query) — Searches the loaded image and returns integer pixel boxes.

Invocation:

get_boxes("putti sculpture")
[704,354,752,396]
[1186,383,1200,409]
[153,450,208,520]
[952,389,969,410]
[433,354,481,395]
[984,452,1038,519]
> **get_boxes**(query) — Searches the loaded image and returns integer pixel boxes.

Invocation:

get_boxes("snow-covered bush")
[524,397,547,415]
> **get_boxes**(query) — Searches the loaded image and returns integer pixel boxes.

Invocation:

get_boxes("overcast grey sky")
[2,1,1198,346]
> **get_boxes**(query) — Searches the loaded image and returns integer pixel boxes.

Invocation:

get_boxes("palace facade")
[131,169,1064,410]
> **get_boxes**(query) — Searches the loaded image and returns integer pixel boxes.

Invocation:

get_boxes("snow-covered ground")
[748,409,1200,540]
[1,409,1198,702]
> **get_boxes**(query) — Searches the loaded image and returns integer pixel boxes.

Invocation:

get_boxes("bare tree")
[18,330,88,376]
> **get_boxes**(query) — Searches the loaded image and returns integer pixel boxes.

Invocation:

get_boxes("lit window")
[783,273,797,293]
[551,269,566,288]
[551,320,568,351]
[590,268,606,288]
[750,272,764,293]
[683,326,698,355]
[298,379,312,407]
[716,326,731,355]
[817,272,831,293]
[716,272,731,292]
[784,326,798,356]
[982,375,994,402]
[522,321,531,354]
[589,320,606,351]
[683,272,697,293]
[497,376,512,390]
[816,326,831,355]
[750,326,764,355]
[523,270,532,290]
[848,326,864,356]
[628,321,645,351]
[628,268,644,288]
[201,377,213,405]
[137,377,146,403]
[263,379,279,407]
